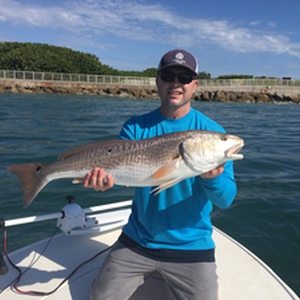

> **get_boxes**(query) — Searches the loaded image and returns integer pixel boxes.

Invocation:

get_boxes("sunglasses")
[159,71,197,84]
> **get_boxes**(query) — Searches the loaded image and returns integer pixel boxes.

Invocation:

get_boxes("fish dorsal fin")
[59,139,128,160]
[151,157,182,180]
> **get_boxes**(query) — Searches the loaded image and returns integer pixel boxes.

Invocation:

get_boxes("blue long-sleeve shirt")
[119,108,237,250]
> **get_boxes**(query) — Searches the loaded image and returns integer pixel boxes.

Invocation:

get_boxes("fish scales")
[54,133,184,179]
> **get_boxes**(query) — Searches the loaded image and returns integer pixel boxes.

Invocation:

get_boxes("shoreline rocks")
[1,80,299,104]
[194,89,300,104]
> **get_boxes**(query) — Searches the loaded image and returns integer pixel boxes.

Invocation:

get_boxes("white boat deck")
[0,207,298,300]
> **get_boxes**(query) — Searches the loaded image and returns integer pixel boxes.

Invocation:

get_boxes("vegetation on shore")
[0,42,158,77]
[0,42,212,79]
[0,42,157,77]
[0,42,285,81]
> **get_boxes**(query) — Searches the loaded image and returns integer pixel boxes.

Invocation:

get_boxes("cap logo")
[173,52,186,65]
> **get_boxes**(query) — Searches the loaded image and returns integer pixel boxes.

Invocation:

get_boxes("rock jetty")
[1,80,299,104]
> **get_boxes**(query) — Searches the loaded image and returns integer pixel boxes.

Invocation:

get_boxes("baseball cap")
[157,49,199,75]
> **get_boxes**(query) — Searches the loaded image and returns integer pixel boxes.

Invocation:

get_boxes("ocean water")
[0,93,299,296]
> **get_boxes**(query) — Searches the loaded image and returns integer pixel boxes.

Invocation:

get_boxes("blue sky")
[1,0,300,79]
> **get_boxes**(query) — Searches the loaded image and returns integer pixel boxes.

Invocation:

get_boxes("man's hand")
[83,168,114,191]
[200,165,224,179]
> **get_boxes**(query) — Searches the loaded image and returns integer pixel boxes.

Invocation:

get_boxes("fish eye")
[221,135,228,141]
[35,166,42,172]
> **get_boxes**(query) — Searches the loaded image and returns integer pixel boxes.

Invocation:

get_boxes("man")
[85,49,237,300]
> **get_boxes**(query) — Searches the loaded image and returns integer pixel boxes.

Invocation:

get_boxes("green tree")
[217,74,253,79]
[198,71,211,79]
[0,42,117,74]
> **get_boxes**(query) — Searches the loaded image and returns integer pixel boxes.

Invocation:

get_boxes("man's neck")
[160,104,191,119]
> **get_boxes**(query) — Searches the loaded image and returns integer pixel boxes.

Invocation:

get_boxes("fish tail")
[7,163,49,208]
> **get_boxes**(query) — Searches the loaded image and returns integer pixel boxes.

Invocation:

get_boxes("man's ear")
[192,79,199,93]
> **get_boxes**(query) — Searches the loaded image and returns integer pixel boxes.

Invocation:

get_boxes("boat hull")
[0,208,298,299]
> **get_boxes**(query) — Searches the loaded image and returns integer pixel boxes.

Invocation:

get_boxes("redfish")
[7,130,244,208]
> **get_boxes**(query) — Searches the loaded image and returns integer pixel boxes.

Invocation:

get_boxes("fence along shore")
[1,70,300,103]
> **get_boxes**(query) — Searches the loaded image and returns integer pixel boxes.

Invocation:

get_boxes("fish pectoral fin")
[151,157,182,180]
[151,178,181,195]
[72,178,85,184]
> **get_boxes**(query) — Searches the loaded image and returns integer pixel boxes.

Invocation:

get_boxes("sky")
[1,0,300,79]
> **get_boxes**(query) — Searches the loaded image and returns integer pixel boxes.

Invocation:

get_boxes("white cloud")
[1,0,300,58]
[250,20,261,27]
[267,21,276,28]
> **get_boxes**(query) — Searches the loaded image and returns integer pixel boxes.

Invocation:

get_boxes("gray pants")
[90,241,218,300]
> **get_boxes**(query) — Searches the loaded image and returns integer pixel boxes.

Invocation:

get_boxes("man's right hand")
[83,168,114,191]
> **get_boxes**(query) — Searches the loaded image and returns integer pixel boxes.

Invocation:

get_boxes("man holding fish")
[86,50,242,300]
[8,49,243,299]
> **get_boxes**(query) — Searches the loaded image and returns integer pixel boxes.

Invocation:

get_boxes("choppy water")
[0,93,299,296]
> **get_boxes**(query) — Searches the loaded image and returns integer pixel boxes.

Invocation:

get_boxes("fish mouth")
[225,141,244,160]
